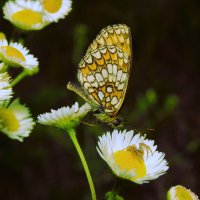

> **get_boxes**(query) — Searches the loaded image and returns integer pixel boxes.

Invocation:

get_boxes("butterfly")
[67,24,132,128]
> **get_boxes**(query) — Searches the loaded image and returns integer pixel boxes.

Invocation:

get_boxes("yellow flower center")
[175,186,194,200]
[113,146,147,180]
[43,0,62,13]
[1,46,26,62]
[0,108,19,132]
[0,32,6,40]
[12,9,42,26]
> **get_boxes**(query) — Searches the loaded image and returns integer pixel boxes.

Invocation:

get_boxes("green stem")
[11,70,27,87]
[68,129,97,200]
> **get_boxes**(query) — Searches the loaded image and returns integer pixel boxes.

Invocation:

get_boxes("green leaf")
[105,191,124,200]
[164,95,178,113]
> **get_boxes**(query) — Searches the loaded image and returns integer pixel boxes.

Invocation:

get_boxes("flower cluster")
[0,31,38,142]
[3,0,72,31]
[0,66,35,142]
[0,0,46,141]
[0,67,35,141]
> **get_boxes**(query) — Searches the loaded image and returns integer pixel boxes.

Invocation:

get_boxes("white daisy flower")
[3,0,48,31]
[0,99,35,142]
[0,69,13,104]
[167,185,199,200]
[40,0,72,22]
[37,102,91,130]
[0,39,39,74]
[97,129,169,184]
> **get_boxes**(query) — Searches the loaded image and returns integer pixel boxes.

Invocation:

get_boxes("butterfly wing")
[77,24,132,116]
[87,24,132,57]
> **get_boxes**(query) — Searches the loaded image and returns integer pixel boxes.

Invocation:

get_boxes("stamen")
[2,46,25,62]
[175,186,194,200]
[139,143,153,158]
[0,33,6,40]
[113,145,147,180]
[43,0,62,13]
[12,9,42,26]
[0,109,19,132]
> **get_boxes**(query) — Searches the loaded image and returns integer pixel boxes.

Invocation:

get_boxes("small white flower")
[97,129,169,184]
[167,185,199,200]
[0,39,39,74]
[0,68,13,104]
[0,99,35,142]
[40,0,72,22]
[37,102,91,130]
[3,0,48,31]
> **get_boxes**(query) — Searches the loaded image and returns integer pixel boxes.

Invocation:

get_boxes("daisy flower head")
[37,102,91,130]
[167,185,199,200]
[3,0,48,31]
[0,69,13,104]
[97,129,169,184]
[0,99,35,141]
[41,0,72,22]
[0,39,39,75]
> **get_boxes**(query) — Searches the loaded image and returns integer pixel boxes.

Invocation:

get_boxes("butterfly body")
[67,24,132,128]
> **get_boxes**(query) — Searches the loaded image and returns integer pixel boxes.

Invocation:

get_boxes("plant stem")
[68,129,97,200]
[11,70,27,87]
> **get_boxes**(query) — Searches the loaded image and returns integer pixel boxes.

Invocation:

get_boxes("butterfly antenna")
[121,120,146,133]
[67,82,97,108]
[81,121,96,127]
[67,82,87,102]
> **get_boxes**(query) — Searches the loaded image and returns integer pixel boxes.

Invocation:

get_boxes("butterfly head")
[111,117,124,128]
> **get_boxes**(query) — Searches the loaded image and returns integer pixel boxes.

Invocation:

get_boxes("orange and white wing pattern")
[87,24,131,57]
[77,24,132,116]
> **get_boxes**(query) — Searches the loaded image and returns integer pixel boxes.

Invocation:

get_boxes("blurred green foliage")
[106,191,124,200]
[73,24,89,64]
[128,89,178,128]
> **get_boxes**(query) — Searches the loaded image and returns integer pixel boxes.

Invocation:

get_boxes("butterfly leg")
[138,143,153,157]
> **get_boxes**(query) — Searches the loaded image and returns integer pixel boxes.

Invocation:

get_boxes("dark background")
[0,0,200,199]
